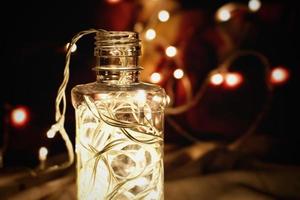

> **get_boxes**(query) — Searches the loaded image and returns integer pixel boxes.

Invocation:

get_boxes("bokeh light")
[217,9,231,22]
[39,146,48,161]
[158,10,170,22]
[10,106,30,128]
[173,69,184,79]
[150,72,162,83]
[106,0,121,4]
[145,29,156,41]
[248,0,261,12]
[210,73,224,86]
[165,46,177,57]
[270,67,289,85]
[224,72,243,88]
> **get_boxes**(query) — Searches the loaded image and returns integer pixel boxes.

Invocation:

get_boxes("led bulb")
[47,129,56,138]
[66,43,77,53]
[39,146,48,161]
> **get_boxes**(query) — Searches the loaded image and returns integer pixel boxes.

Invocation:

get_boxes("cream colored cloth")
[1,142,300,200]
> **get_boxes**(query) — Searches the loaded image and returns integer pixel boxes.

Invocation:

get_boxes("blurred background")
[0,0,299,178]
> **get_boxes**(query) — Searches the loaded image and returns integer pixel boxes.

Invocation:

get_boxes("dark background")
[0,0,299,168]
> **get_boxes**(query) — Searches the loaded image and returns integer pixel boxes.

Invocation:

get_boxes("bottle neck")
[93,31,142,86]
[95,68,141,85]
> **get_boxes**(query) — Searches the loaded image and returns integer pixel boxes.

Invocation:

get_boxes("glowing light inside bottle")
[76,93,164,200]
[136,90,147,107]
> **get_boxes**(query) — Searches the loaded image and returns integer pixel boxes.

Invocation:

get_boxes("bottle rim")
[95,31,140,45]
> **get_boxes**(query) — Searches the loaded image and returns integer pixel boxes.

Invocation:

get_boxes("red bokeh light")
[210,73,224,86]
[270,66,289,85]
[106,0,121,4]
[224,72,243,89]
[10,106,30,128]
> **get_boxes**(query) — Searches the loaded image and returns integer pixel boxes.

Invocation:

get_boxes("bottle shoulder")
[71,81,167,109]
[72,81,165,95]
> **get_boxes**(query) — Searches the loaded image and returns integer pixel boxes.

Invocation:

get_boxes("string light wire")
[42,29,108,174]
[137,1,274,148]
[166,51,273,147]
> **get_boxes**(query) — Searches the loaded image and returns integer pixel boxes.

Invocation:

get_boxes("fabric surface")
[1,142,300,200]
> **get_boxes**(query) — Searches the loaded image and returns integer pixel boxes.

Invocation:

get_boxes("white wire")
[44,29,108,173]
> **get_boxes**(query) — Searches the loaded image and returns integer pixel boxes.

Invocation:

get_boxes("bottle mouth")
[94,31,141,57]
[95,31,140,44]
[93,31,142,71]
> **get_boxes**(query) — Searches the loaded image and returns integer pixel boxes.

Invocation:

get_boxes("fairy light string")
[165,50,273,148]
[41,0,277,173]
[134,0,278,148]
[44,29,108,173]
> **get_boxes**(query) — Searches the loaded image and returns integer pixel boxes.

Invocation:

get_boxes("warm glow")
[145,29,156,41]
[134,23,143,33]
[153,95,162,103]
[150,72,161,83]
[76,94,164,199]
[271,67,289,84]
[225,72,243,88]
[136,90,147,107]
[47,129,56,138]
[106,0,121,4]
[165,46,177,57]
[158,10,170,22]
[173,69,184,79]
[248,0,261,12]
[95,93,109,100]
[10,106,29,127]
[39,146,48,161]
[145,190,159,200]
[66,43,77,53]
[217,9,231,22]
[210,73,224,85]
[166,95,171,106]
[47,125,59,138]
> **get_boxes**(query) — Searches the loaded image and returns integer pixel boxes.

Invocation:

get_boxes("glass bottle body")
[71,31,166,200]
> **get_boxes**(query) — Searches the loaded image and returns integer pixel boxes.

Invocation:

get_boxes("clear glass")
[72,31,167,200]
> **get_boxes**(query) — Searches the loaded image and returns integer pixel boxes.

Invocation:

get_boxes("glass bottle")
[72,31,167,200]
